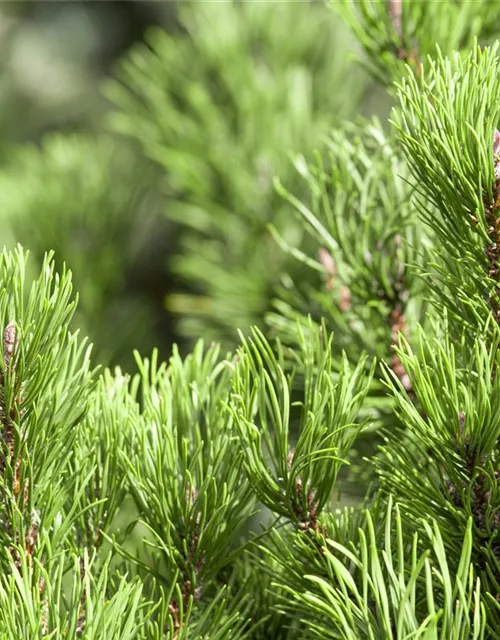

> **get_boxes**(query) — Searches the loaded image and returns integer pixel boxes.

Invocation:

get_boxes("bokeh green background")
[0,1,388,370]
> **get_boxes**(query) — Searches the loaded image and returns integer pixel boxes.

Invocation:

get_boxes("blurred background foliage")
[0,0,386,368]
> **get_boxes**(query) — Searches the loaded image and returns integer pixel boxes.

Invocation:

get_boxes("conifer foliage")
[106,0,366,347]
[5,0,500,638]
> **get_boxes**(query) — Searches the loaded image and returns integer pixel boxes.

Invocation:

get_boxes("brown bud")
[318,248,335,277]
[339,286,352,312]
[493,129,500,180]
[3,322,17,370]
[459,411,466,433]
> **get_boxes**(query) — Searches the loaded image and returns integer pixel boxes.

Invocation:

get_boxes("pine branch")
[116,342,256,636]
[333,0,497,87]
[230,321,373,527]
[377,323,500,615]
[393,42,500,339]
[105,0,367,348]
[297,501,484,639]
[269,121,426,430]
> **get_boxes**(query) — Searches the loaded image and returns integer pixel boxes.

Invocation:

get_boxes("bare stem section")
[0,322,47,634]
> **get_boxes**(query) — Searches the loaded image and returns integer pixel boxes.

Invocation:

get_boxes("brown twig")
[484,131,500,325]
[388,0,421,73]
[0,323,48,634]
[444,413,500,593]
[167,483,204,638]
[0,322,19,480]
[389,0,402,41]
[445,453,500,541]
[0,322,25,566]
[388,302,413,397]
[287,449,322,536]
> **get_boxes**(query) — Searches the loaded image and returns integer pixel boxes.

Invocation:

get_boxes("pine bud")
[339,285,352,312]
[493,129,500,181]
[319,248,335,292]
[3,321,16,370]
[318,248,335,276]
